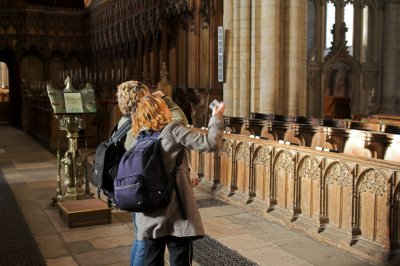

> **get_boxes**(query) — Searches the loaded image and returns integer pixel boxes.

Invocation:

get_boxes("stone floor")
[0,124,378,266]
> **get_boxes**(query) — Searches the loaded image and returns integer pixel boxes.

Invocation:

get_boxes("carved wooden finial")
[157,62,172,97]
[141,71,152,85]
[160,62,169,81]
[365,88,376,117]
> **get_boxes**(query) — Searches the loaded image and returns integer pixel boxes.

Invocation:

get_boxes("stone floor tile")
[43,205,72,233]
[218,233,271,251]
[13,161,55,170]
[88,234,133,249]
[241,246,312,266]
[277,240,371,266]
[26,216,57,237]
[112,211,133,224]
[1,172,25,183]
[105,261,130,266]
[46,256,79,266]
[202,217,246,239]
[193,188,213,200]
[75,246,131,266]
[199,204,246,218]
[66,240,95,255]
[61,224,132,242]
[37,234,70,259]
[257,232,301,246]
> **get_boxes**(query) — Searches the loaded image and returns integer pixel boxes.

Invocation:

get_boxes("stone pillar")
[223,0,234,116]
[286,0,307,116]
[252,0,280,114]
[224,0,251,117]
[381,1,400,114]
[238,0,251,117]
[230,0,241,116]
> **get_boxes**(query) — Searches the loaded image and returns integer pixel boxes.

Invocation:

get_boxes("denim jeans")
[130,213,145,266]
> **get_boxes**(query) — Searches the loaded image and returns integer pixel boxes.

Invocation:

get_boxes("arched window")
[325,2,335,54]
[0,62,9,102]
[344,3,354,55]
[325,1,354,56]
[361,7,369,63]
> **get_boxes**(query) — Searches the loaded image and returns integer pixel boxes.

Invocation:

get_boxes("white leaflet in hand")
[209,99,220,110]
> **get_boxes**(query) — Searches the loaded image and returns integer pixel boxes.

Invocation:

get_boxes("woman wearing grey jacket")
[116,81,188,266]
[131,95,225,265]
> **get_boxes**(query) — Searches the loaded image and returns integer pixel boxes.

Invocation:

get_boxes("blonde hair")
[131,95,172,135]
[116,81,150,115]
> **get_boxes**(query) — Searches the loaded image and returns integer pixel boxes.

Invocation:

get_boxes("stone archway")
[0,48,21,127]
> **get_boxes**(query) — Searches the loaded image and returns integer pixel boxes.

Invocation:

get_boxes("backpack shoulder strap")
[138,130,160,141]
[110,118,132,143]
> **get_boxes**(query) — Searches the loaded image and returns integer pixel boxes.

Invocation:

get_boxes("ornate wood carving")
[253,146,270,167]
[189,131,400,263]
[298,156,319,181]
[325,162,352,187]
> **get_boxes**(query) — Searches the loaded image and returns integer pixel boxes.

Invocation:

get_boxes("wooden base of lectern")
[59,198,111,228]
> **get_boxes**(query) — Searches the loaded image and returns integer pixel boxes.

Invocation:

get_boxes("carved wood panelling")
[298,156,320,181]
[253,145,271,202]
[298,156,321,219]
[0,8,84,64]
[253,146,270,166]
[324,162,353,230]
[325,162,352,187]
[220,138,233,156]
[356,169,389,245]
[219,138,234,188]
[234,142,251,194]
[203,152,214,183]
[191,132,400,261]
[395,184,400,249]
[274,150,295,210]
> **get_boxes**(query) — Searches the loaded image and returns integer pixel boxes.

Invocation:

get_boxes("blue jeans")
[130,213,145,266]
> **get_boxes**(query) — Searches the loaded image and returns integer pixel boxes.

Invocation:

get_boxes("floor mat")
[0,169,46,266]
[196,198,229,208]
[195,198,258,265]
[193,236,258,266]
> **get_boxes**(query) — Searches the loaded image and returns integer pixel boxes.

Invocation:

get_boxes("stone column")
[223,0,239,116]
[286,0,307,116]
[257,0,281,114]
[223,0,234,115]
[231,0,244,117]
[238,0,251,117]
[381,1,400,114]
[225,0,251,117]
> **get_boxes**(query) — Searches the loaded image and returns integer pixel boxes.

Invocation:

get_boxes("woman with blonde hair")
[116,81,188,266]
[131,95,225,265]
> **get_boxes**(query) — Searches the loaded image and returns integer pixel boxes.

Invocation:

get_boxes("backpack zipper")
[115,183,141,189]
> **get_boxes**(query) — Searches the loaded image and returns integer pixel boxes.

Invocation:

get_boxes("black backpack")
[92,119,131,202]
[114,130,185,216]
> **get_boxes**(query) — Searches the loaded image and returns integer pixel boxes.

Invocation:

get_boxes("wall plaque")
[217,26,224,83]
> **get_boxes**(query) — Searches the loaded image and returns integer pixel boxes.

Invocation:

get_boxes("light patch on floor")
[13,161,55,170]
[0,148,5,154]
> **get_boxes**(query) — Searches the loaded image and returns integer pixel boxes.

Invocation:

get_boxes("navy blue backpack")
[113,130,175,213]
